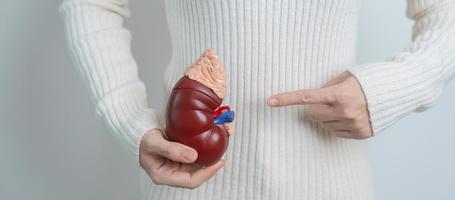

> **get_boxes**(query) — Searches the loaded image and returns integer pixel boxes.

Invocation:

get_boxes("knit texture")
[60,0,455,199]
[348,0,455,134]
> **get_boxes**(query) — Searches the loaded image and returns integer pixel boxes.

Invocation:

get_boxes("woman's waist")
[163,57,353,95]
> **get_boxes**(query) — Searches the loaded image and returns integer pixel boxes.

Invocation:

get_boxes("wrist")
[348,61,443,135]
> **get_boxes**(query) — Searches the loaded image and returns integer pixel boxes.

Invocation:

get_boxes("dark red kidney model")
[165,49,235,167]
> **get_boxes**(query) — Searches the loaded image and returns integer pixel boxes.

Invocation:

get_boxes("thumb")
[322,71,351,88]
[267,87,336,107]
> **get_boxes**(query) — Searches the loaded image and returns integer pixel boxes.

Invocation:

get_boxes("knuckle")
[300,92,312,103]
[145,141,164,155]
[357,134,369,140]
[143,131,163,147]
[351,120,362,130]
[335,90,351,103]
[353,128,371,139]
[340,108,356,119]
[141,138,154,152]
[361,129,373,139]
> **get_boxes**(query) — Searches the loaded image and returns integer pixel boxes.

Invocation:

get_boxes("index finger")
[268,87,335,107]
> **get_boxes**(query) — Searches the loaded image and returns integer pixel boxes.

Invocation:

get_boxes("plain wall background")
[1,0,454,199]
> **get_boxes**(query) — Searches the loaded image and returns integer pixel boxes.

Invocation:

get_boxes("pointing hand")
[267,71,373,139]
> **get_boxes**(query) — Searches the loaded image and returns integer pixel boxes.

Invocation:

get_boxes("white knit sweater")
[59,0,455,199]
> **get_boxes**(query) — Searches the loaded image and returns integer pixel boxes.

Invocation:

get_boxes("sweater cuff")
[348,60,443,135]
[95,83,165,164]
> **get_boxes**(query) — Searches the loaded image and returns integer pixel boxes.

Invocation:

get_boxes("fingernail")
[267,97,279,106]
[183,149,197,161]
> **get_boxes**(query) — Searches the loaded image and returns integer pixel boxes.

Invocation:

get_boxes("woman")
[60,0,455,199]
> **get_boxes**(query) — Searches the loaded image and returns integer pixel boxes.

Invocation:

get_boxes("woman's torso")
[142,0,374,199]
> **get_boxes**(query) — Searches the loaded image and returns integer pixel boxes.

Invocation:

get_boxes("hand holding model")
[268,71,373,139]
[139,49,234,188]
[139,129,225,189]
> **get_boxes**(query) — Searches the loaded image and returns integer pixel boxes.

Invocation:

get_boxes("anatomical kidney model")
[165,49,235,167]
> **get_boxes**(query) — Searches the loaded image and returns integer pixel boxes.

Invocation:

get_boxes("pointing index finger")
[267,87,335,107]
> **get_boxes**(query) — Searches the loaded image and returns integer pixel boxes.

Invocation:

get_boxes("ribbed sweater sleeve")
[348,0,455,135]
[59,0,164,162]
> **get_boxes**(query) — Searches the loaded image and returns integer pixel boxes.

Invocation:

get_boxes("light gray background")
[1,0,454,199]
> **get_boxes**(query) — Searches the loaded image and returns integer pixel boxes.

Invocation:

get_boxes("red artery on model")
[165,76,230,167]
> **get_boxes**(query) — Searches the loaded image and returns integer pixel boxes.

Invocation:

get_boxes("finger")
[155,161,198,174]
[162,160,181,172]
[351,125,373,139]
[332,130,353,138]
[320,121,346,130]
[178,163,201,173]
[149,137,198,163]
[305,105,339,122]
[322,71,352,88]
[268,87,336,107]
[186,160,225,188]
[167,160,225,189]
[224,122,234,136]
